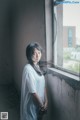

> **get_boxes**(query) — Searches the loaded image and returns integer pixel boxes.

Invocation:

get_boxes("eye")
[33,52,36,55]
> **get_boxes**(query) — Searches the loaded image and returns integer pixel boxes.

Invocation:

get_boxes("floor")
[0,84,49,120]
[0,84,20,120]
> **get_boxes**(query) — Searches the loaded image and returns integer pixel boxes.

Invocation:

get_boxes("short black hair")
[26,42,42,63]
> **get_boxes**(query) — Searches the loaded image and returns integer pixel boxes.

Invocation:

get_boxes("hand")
[39,99,48,112]
[39,104,45,111]
[39,102,48,112]
[39,104,47,116]
[43,101,48,110]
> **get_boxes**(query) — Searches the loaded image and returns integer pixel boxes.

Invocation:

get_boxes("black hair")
[26,42,43,63]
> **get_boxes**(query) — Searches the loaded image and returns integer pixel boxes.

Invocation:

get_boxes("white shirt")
[20,64,45,120]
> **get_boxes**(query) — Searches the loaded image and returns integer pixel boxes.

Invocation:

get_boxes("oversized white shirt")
[20,64,45,120]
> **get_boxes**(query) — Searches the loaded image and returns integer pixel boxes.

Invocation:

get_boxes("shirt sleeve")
[26,71,36,93]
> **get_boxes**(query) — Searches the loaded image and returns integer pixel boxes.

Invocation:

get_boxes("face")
[32,48,42,64]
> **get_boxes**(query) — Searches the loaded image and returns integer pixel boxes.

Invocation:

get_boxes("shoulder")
[23,64,34,73]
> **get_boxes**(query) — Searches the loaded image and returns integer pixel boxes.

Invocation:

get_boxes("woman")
[20,42,48,120]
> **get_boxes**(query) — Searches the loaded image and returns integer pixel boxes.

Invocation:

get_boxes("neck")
[33,62,38,65]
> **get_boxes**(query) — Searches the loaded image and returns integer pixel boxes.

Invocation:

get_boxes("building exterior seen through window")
[53,1,80,75]
[68,28,73,47]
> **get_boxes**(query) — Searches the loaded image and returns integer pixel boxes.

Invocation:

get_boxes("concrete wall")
[12,0,46,92]
[0,0,13,84]
[47,74,80,120]
[0,0,46,89]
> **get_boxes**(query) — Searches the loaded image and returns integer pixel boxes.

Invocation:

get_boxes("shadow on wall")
[46,73,80,120]
[47,82,61,120]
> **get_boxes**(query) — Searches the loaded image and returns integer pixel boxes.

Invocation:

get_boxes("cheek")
[32,55,36,60]
[39,54,42,58]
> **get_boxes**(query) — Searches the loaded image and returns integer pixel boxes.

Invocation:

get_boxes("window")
[68,28,73,47]
[53,0,80,76]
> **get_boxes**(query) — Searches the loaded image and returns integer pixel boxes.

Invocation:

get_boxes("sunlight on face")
[32,48,42,64]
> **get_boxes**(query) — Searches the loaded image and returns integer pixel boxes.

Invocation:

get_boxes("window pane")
[54,3,80,75]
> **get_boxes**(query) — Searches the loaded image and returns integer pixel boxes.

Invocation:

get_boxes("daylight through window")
[53,2,80,75]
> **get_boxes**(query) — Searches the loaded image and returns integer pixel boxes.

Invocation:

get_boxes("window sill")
[48,68,79,81]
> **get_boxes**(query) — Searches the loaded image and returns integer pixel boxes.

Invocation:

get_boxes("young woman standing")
[20,42,48,120]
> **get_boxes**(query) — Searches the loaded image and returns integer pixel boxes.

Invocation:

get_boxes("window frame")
[45,0,80,80]
[53,0,80,77]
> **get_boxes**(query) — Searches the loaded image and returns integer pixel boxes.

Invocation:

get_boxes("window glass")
[53,2,80,75]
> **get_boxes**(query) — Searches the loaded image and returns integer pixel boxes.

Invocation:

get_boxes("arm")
[44,88,48,110]
[31,91,48,111]
[31,93,44,109]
